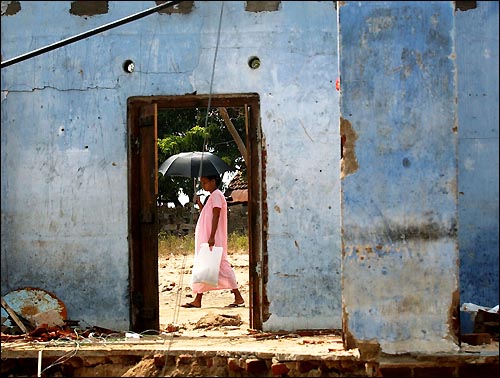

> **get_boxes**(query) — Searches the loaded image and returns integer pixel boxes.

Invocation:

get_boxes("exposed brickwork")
[462,333,492,345]
[176,353,194,365]
[458,364,500,378]
[413,366,457,377]
[153,353,166,367]
[271,362,290,376]
[245,358,269,374]
[228,357,243,372]
[298,360,320,373]
[1,350,498,377]
[204,356,214,368]
[379,367,412,377]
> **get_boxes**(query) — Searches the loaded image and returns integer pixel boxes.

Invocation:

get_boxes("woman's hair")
[206,175,222,188]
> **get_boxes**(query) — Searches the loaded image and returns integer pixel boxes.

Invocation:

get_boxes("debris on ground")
[194,312,242,329]
[460,302,499,345]
[162,323,181,333]
[1,287,67,334]
[1,322,119,343]
[474,309,499,340]
[121,355,160,377]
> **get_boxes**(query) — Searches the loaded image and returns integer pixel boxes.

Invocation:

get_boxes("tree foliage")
[157,107,246,207]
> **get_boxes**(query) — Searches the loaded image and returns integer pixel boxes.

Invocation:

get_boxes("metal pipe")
[37,350,42,377]
[1,0,184,69]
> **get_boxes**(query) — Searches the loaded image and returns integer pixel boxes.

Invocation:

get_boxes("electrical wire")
[40,343,80,376]
[161,2,225,376]
[171,253,188,326]
[197,1,225,180]
[0,1,183,68]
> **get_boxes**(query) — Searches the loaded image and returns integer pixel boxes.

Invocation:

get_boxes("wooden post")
[218,107,248,164]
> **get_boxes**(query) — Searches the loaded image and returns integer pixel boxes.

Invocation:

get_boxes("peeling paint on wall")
[455,1,477,12]
[2,1,496,353]
[342,305,355,349]
[340,1,460,354]
[245,1,281,13]
[156,0,193,14]
[1,1,342,333]
[69,1,108,16]
[448,289,460,343]
[340,117,358,179]
[1,1,21,16]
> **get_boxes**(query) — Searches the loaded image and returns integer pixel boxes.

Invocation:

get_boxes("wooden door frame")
[128,101,159,331]
[127,93,267,331]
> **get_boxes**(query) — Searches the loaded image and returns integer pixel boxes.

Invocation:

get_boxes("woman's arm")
[208,207,221,247]
[196,197,203,210]
[193,194,204,210]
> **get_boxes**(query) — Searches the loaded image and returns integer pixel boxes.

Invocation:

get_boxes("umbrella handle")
[193,178,202,204]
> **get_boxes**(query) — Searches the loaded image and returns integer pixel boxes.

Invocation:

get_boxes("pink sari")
[192,189,238,293]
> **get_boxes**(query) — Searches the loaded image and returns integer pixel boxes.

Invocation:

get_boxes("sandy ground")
[157,253,500,353]
[158,252,251,337]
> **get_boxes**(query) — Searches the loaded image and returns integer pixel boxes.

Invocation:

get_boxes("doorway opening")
[127,94,266,332]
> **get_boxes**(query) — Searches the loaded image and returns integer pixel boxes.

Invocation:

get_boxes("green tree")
[157,107,246,207]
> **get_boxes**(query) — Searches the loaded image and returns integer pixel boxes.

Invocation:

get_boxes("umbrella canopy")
[159,151,234,178]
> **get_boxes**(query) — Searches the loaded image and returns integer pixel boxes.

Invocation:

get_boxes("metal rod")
[1,0,184,69]
[37,350,43,377]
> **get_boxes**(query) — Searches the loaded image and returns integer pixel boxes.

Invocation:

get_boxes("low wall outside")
[158,204,248,236]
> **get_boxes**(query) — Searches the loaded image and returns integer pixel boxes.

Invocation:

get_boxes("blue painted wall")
[1,1,342,331]
[1,1,497,354]
[456,1,499,310]
[339,1,460,353]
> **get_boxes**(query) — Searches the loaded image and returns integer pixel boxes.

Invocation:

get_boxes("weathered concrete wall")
[1,1,342,331]
[339,2,460,354]
[455,1,499,309]
[2,0,497,354]
[260,5,342,330]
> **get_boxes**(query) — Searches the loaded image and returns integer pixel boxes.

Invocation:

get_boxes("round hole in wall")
[248,56,261,70]
[123,60,135,73]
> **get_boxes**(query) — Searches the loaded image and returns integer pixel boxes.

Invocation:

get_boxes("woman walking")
[181,175,244,308]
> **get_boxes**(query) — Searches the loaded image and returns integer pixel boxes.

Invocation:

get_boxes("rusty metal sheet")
[1,288,67,328]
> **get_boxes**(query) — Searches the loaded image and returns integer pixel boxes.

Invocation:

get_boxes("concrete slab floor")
[1,330,498,377]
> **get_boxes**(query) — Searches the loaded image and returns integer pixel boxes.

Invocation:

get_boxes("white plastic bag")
[191,243,223,287]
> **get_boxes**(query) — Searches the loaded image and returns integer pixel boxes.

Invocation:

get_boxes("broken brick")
[271,362,290,376]
[227,358,242,372]
[245,358,268,374]
[462,333,492,345]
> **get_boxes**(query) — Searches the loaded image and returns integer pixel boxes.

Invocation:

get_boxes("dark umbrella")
[159,151,234,178]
